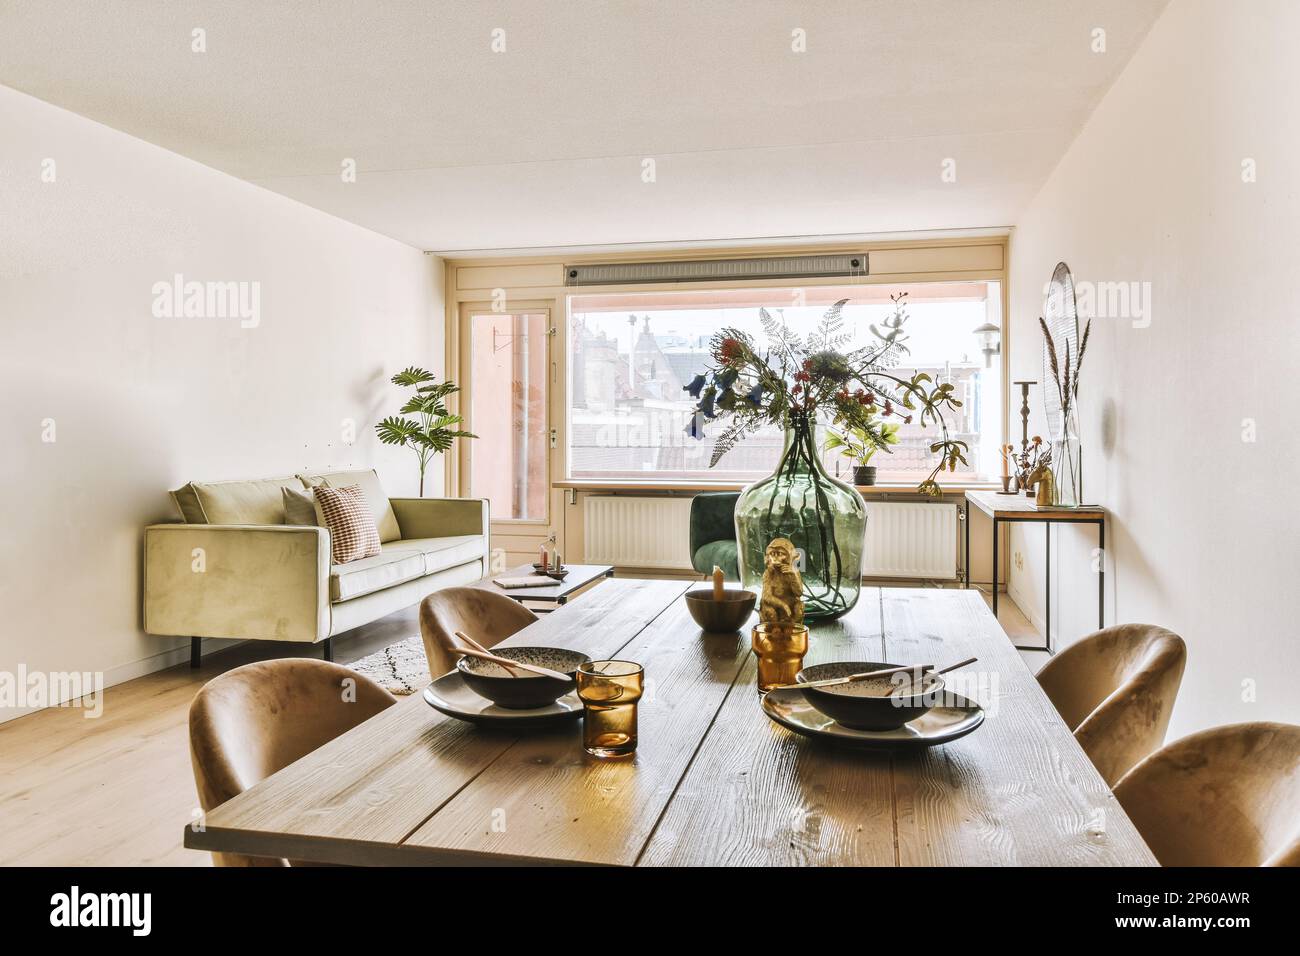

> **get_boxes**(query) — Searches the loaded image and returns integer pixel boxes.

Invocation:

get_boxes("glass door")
[458,304,555,570]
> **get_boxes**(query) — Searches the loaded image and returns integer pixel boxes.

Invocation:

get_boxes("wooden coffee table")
[488,563,614,608]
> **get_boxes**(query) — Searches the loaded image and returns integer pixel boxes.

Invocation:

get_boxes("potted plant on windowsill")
[824,413,900,486]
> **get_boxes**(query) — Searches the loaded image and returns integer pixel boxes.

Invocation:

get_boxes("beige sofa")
[144,469,489,666]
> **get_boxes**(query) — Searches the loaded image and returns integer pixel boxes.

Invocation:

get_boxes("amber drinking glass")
[576,660,644,758]
[752,623,809,693]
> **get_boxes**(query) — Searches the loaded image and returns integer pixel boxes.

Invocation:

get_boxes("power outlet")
[1014,551,1024,571]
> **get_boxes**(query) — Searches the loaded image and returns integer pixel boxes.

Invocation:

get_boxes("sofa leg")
[190,637,201,669]
[322,638,333,663]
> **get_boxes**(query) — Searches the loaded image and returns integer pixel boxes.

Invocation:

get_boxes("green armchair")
[689,492,740,581]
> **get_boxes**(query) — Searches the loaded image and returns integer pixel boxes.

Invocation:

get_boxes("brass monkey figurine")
[759,537,804,628]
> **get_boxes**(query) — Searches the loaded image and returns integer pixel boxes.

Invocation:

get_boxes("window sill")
[556,479,1001,494]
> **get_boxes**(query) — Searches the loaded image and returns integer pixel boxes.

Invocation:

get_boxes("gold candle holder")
[752,622,809,693]
[576,660,644,758]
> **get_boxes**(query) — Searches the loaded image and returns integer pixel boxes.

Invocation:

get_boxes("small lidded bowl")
[457,646,590,709]
[684,589,757,632]
[796,660,944,731]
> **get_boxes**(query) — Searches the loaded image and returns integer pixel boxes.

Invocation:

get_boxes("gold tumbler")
[576,660,644,758]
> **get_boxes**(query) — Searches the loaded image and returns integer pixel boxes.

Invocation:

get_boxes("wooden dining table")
[184,580,1157,866]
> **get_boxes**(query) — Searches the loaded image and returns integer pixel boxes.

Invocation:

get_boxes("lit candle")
[712,565,725,602]
[539,546,548,573]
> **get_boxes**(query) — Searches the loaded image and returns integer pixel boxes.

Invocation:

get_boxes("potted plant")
[683,294,967,619]
[824,413,900,486]
[374,367,476,497]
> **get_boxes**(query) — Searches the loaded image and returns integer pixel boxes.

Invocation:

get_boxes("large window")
[567,282,1002,485]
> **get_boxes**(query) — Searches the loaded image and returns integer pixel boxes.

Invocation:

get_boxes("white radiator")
[583,495,956,579]
[584,496,694,570]
[863,501,958,580]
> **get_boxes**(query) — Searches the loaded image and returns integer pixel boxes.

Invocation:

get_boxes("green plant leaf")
[391,366,435,387]
[375,416,421,445]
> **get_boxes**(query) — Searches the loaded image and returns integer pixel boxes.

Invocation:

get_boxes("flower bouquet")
[683,295,968,618]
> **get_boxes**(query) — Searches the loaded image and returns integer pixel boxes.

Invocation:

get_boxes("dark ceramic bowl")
[456,646,590,710]
[531,563,569,580]
[685,589,757,632]
[796,660,944,731]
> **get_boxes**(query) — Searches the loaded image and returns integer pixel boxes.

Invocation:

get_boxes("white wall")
[1007,0,1300,737]
[0,86,445,718]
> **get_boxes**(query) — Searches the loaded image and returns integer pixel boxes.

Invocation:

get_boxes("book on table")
[493,575,555,589]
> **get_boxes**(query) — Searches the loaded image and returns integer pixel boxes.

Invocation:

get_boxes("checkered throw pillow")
[314,484,381,564]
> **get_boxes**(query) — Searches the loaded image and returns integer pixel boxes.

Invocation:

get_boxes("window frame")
[565,281,1004,486]
[443,238,1009,493]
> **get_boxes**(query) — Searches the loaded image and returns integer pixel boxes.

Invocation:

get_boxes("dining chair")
[1115,722,1300,866]
[188,658,397,866]
[689,491,740,580]
[1035,623,1186,786]
[419,586,539,677]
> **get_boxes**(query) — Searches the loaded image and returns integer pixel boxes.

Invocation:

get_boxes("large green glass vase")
[735,412,866,620]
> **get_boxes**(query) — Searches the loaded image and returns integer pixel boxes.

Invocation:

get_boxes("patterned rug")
[346,636,430,696]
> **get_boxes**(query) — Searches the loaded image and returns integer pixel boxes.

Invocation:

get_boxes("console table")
[964,490,1105,653]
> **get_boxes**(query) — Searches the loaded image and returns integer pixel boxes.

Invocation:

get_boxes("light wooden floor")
[0,583,1045,866]
[0,609,420,866]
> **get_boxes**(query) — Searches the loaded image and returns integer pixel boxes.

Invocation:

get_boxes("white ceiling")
[0,0,1167,252]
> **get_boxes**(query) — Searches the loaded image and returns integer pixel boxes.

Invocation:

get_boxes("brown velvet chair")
[188,658,397,866]
[1115,722,1300,866]
[419,586,539,677]
[1035,623,1186,787]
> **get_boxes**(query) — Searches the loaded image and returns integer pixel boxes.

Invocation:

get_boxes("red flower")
[718,338,742,364]
[882,400,893,416]
[794,371,811,383]
[792,384,802,395]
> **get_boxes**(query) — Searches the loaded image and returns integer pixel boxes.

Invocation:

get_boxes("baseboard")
[0,635,245,726]
[1006,577,1047,637]
[110,635,248,684]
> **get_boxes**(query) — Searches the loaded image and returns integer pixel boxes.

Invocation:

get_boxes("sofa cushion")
[169,484,206,523]
[315,485,382,564]
[282,487,320,526]
[330,547,427,602]
[389,535,486,574]
[300,469,400,543]
[188,476,304,525]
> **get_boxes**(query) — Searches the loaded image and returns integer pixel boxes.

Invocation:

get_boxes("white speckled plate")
[762,686,984,750]
[423,671,582,728]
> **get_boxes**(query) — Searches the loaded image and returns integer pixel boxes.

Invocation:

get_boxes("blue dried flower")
[698,386,718,419]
